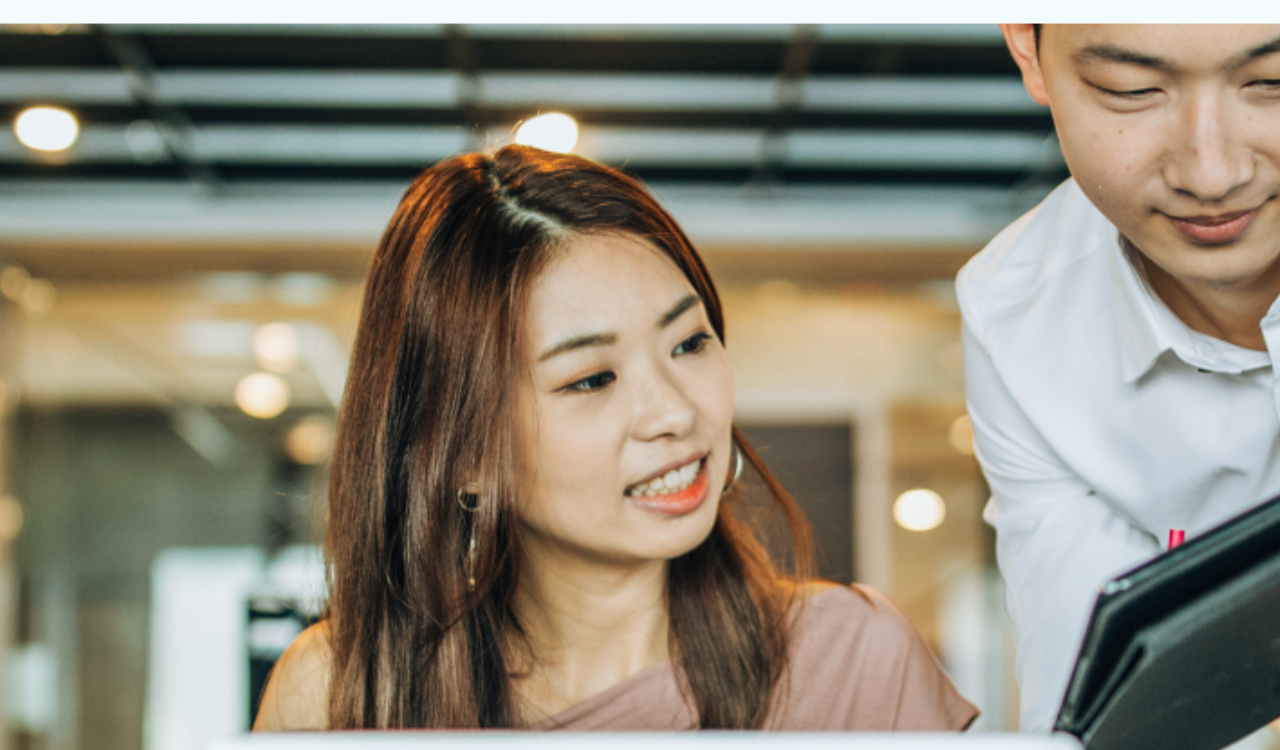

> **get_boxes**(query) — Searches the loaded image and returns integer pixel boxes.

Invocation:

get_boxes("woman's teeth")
[627,460,700,497]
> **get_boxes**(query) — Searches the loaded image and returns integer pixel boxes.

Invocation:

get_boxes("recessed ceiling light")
[514,112,578,154]
[15,106,79,152]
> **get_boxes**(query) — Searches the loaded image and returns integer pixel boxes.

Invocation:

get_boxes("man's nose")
[1165,91,1254,203]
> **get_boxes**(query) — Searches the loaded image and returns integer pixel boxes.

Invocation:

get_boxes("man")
[957,25,1280,732]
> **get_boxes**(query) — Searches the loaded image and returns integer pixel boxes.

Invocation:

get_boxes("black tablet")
[1054,493,1280,750]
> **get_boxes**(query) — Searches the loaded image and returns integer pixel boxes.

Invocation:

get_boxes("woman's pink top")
[534,584,978,731]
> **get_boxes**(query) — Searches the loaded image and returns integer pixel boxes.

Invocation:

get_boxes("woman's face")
[514,233,735,569]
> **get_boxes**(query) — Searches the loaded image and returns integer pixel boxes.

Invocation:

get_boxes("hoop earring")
[457,487,479,512]
[723,443,744,492]
[457,487,479,590]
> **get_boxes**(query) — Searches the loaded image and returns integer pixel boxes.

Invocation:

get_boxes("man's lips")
[1166,208,1260,244]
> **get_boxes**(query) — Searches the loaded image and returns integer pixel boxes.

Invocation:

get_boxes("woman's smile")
[625,457,709,516]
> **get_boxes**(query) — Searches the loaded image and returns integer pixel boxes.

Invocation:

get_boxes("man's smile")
[1163,204,1264,245]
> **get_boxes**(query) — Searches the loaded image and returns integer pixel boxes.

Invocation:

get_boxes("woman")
[254,145,976,731]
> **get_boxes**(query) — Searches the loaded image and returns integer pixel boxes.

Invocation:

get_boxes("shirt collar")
[1109,233,1269,382]
[1108,233,1168,383]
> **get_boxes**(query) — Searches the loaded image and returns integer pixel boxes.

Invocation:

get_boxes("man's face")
[1008,25,1280,291]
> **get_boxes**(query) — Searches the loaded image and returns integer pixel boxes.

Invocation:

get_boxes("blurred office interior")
[0,23,1069,750]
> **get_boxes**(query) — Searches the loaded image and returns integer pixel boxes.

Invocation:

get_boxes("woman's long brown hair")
[325,145,815,729]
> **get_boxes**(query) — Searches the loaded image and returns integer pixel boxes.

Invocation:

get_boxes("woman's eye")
[673,332,712,356]
[565,371,616,393]
[1249,79,1280,90]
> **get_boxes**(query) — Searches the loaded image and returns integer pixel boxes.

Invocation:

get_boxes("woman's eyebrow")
[537,294,700,363]
[658,294,700,329]
[538,332,618,363]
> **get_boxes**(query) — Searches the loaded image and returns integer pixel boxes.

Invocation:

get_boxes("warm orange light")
[235,373,290,419]
[949,414,975,456]
[285,415,335,465]
[253,322,300,373]
[894,489,946,532]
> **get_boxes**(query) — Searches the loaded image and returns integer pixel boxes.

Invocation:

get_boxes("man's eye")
[1100,86,1158,99]
[674,333,712,356]
[565,371,616,393]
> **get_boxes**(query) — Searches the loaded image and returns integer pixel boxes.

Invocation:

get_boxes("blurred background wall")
[0,23,1068,750]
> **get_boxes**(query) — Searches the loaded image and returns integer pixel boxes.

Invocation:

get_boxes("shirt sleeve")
[962,321,1159,733]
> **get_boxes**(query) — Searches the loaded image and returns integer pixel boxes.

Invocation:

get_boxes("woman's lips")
[1167,208,1260,244]
[626,461,709,516]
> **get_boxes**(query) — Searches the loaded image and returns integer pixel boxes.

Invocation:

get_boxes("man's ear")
[1001,24,1051,107]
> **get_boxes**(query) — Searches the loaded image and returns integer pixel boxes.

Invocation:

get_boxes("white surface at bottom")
[1227,725,1280,750]
[211,732,1082,750]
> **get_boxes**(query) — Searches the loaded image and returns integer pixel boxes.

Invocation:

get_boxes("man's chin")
[1158,249,1280,292]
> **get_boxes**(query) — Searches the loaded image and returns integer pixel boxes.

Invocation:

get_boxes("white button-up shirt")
[957,178,1280,733]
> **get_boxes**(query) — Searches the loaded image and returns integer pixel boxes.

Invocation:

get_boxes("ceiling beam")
[89,24,1003,44]
[93,26,221,188]
[0,178,1025,249]
[755,24,820,185]
[0,70,1037,114]
[0,123,1060,172]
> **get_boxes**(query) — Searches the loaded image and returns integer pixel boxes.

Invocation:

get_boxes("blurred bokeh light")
[253,322,301,374]
[515,112,579,154]
[14,106,78,152]
[894,488,947,532]
[235,373,291,419]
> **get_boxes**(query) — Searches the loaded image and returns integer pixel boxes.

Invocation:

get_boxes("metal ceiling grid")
[0,24,1065,191]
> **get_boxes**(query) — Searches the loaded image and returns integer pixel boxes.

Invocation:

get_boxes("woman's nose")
[631,371,697,441]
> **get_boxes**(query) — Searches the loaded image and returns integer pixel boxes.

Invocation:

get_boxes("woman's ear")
[1001,24,1051,107]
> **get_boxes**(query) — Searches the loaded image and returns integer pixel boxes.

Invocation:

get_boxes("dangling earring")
[457,486,479,590]
[724,443,744,492]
